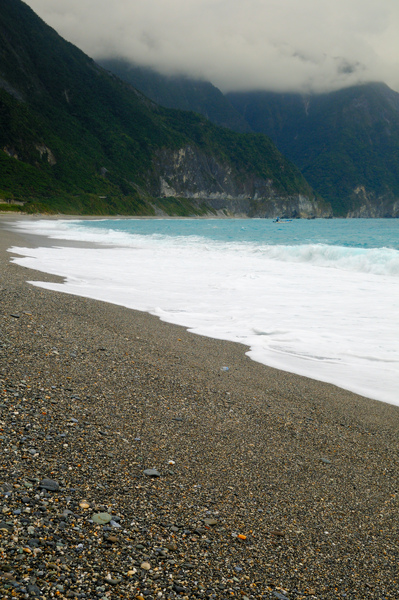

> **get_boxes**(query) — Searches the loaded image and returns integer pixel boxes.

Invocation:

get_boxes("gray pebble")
[39,479,60,492]
[143,468,161,478]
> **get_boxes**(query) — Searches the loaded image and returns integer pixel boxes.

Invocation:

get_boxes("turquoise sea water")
[9,218,399,405]
[78,217,399,249]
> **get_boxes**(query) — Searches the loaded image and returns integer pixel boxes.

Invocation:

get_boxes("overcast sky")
[25,0,399,94]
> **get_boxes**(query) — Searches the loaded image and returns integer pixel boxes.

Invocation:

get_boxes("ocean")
[8,218,399,406]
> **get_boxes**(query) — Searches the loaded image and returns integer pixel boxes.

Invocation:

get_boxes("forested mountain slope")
[0,0,323,217]
[227,84,399,216]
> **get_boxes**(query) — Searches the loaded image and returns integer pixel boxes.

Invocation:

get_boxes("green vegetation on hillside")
[98,59,252,134]
[0,0,315,216]
[227,84,399,216]
[156,197,216,217]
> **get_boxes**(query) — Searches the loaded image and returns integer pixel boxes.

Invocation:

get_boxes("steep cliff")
[100,57,399,218]
[0,0,324,217]
[151,146,331,218]
[227,84,399,217]
[347,186,399,218]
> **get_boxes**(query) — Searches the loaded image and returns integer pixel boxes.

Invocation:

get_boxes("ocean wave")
[12,219,399,277]
[253,243,399,277]
[8,224,399,406]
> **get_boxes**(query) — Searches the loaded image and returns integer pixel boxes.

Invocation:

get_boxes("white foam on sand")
[8,219,399,406]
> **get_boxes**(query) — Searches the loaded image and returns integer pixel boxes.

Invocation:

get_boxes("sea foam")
[8,218,399,406]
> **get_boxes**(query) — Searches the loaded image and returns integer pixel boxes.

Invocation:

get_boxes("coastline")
[1,215,398,599]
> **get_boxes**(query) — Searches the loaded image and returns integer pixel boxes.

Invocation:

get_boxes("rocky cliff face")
[0,0,331,217]
[348,186,399,218]
[151,146,332,218]
[227,83,399,217]
[244,194,332,219]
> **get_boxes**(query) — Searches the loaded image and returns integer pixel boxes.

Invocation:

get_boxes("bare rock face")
[3,146,19,160]
[35,144,57,165]
[151,146,332,218]
[348,186,399,218]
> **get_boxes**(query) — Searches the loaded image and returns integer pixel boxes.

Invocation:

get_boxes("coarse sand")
[0,215,398,600]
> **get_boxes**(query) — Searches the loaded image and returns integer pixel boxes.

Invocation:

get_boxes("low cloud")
[25,0,399,93]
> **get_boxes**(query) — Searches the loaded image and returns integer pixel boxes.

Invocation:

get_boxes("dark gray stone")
[0,483,13,493]
[27,583,42,597]
[273,592,289,600]
[39,479,60,492]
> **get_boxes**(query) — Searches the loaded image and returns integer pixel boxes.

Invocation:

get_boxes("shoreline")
[1,216,398,599]
[4,214,398,407]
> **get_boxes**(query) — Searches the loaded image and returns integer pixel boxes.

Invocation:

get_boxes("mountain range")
[98,59,251,134]
[227,84,399,217]
[100,60,399,217]
[1,0,398,217]
[0,0,322,218]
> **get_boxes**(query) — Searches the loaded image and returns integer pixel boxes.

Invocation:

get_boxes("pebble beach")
[0,216,398,600]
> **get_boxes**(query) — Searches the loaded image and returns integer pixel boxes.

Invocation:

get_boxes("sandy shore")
[0,216,398,600]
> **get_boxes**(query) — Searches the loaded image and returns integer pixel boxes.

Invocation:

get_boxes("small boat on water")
[273,217,292,223]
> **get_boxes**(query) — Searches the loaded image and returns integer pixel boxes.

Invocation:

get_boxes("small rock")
[27,584,42,597]
[204,518,218,526]
[164,543,177,551]
[39,479,60,492]
[143,468,161,478]
[110,520,121,528]
[92,512,113,525]
[0,483,13,493]
[272,592,290,600]
[127,568,137,576]
[104,575,121,585]
[106,535,118,544]
[140,561,151,571]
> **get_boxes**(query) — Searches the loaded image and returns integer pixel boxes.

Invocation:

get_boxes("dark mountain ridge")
[0,0,323,218]
[101,56,399,217]
[98,59,252,134]
[227,83,399,216]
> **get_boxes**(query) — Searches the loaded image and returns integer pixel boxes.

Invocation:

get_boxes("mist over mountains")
[98,59,251,134]
[227,83,399,216]
[1,0,398,217]
[23,0,399,95]
[100,59,399,217]
[0,0,321,217]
